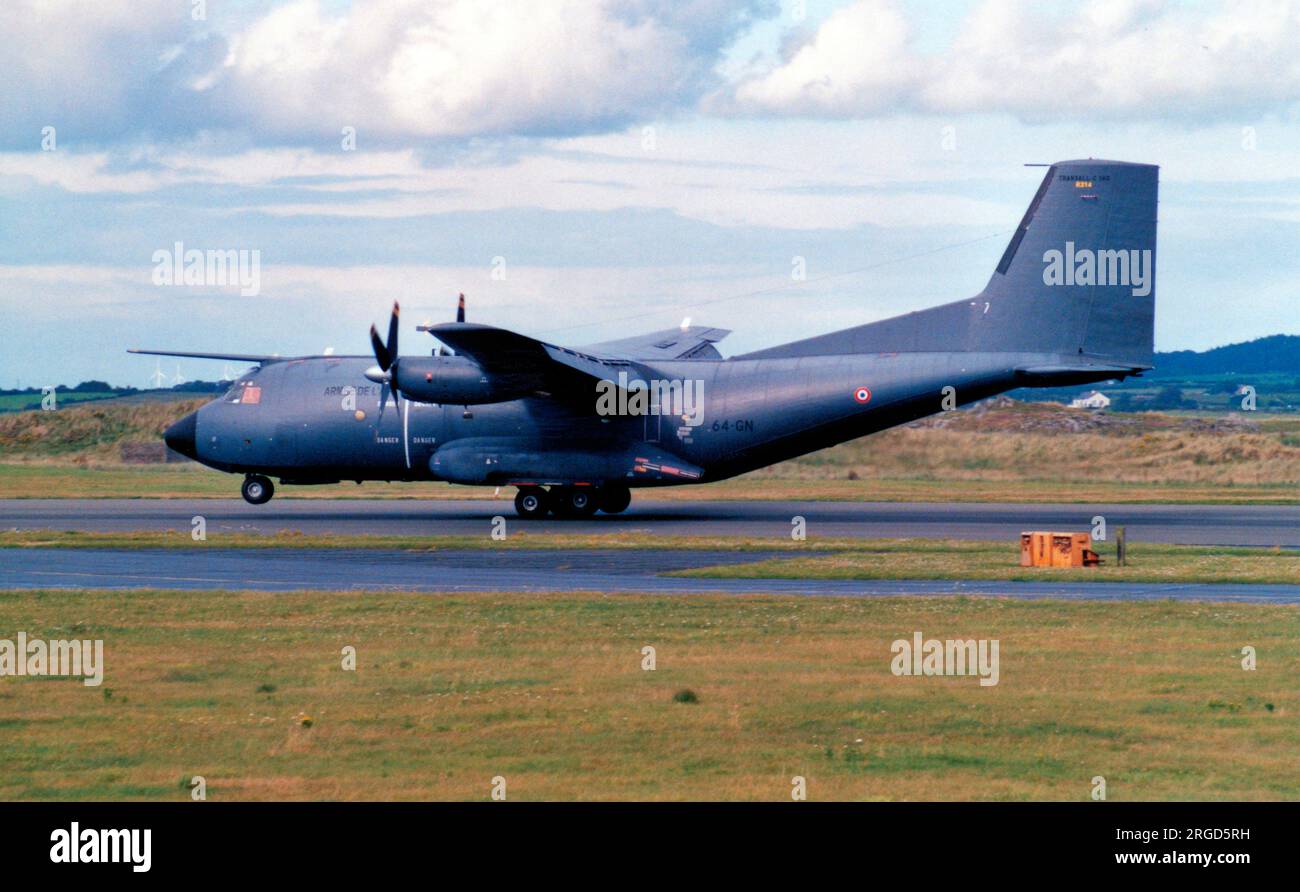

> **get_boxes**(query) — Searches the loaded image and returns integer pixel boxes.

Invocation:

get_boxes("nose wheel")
[241,474,275,505]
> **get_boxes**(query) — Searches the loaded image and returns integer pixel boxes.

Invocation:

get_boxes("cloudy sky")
[2,0,1299,388]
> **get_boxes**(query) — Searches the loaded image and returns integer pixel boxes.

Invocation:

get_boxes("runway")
[3,498,1299,546]
[3,499,1295,602]
[2,547,1298,603]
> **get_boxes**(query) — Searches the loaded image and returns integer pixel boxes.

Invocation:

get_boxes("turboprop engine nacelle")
[366,355,534,405]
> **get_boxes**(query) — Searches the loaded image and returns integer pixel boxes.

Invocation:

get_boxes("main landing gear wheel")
[514,487,549,519]
[552,487,599,518]
[241,474,274,505]
[598,485,631,514]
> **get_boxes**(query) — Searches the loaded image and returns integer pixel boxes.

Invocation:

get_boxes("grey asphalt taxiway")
[3,498,1299,546]
[2,546,1299,603]
[1,498,1298,603]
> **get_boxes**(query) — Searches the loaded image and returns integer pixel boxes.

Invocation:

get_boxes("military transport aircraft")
[133,159,1157,518]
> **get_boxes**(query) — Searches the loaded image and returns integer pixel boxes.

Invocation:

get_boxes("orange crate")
[1020,531,1101,568]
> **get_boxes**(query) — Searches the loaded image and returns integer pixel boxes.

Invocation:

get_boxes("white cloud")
[730,0,917,115]
[0,122,1017,230]
[0,0,199,146]
[202,0,770,142]
[0,0,771,146]
[9,0,1300,148]
[729,0,1300,122]
[929,0,1300,121]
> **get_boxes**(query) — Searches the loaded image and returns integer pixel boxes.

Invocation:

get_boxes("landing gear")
[598,484,631,514]
[241,474,274,505]
[514,487,549,519]
[512,485,631,518]
[552,487,599,518]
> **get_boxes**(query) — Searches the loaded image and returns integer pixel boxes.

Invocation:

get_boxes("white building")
[1070,390,1111,410]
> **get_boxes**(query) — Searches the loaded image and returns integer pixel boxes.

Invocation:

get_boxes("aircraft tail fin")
[981,159,1157,367]
[738,159,1158,369]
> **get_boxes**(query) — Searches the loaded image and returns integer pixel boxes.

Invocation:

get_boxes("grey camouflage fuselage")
[155,160,1158,494]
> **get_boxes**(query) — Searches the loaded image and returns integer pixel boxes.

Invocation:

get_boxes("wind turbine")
[148,360,168,389]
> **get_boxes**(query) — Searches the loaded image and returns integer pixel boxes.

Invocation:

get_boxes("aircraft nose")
[163,411,198,460]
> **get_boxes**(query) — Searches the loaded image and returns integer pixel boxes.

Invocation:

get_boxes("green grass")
[2,462,1298,504]
[0,589,1295,800]
[0,392,121,412]
[668,539,1300,586]
[2,531,1297,586]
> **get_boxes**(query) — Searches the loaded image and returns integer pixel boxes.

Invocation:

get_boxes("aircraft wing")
[580,325,730,361]
[428,322,733,404]
[426,323,628,398]
[128,348,286,363]
[127,348,358,364]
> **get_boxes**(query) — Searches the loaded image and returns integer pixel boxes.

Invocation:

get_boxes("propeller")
[364,302,412,468]
[366,301,400,419]
[365,295,464,467]
[419,293,467,355]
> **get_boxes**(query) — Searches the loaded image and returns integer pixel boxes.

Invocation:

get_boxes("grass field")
[1,462,1297,504]
[667,539,1300,586]
[0,392,122,412]
[3,531,1298,585]
[0,589,1294,801]
[0,398,206,459]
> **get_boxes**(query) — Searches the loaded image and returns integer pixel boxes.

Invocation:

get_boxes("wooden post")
[1116,526,1127,567]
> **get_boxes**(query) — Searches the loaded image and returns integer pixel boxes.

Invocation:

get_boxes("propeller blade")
[382,379,397,423]
[401,395,410,470]
[369,324,391,371]
[456,293,465,323]
[371,302,402,416]
[386,301,400,362]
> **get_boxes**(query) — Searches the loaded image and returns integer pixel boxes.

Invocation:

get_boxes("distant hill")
[1011,334,1300,411]
[1154,334,1300,377]
[0,380,225,413]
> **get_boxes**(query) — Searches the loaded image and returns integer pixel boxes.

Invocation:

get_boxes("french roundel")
[853,387,872,404]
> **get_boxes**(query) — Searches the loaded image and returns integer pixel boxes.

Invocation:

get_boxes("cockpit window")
[222,367,263,404]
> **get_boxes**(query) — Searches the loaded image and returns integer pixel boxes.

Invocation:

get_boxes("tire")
[514,487,549,519]
[553,487,598,518]
[241,474,274,505]
[598,485,631,514]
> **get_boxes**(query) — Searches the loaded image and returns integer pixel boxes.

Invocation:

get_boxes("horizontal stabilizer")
[1014,362,1147,386]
